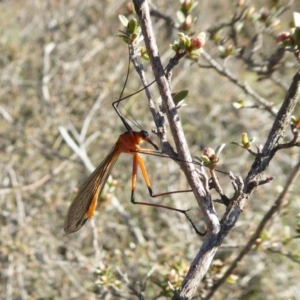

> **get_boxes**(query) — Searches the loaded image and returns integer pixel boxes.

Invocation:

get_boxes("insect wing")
[64,144,120,233]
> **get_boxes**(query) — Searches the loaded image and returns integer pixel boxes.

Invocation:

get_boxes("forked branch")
[132,1,300,299]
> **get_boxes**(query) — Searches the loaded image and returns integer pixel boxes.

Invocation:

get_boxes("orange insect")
[64,97,194,234]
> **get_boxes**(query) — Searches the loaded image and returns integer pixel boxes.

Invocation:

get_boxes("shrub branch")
[132,1,300,299]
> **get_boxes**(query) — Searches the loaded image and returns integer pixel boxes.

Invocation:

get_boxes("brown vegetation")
[0,0,300,299]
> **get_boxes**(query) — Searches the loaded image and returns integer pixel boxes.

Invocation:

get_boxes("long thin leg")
[131,153,205,235]
[136,152,193,198]
[131,153,138,201]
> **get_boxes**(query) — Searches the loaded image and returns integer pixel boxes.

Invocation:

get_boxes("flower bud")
[181,0,192,14]
[182,15,192,31]
[277,31,292,42]
[203,147,216,161]
[190,36,204,50]
[259,7,269,22]
[242,132,249,145]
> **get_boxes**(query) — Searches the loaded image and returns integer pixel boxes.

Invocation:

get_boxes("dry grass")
[0,0,300,299]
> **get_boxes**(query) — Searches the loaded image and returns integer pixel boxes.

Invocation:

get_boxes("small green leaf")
[235,21,244,33]
[218,45,225,53]
[128,18,139,34]
[171,43,179,52]
[115,34,130,44]
[200,155,211,163]
[115,33,128,39]
[293,26,300,46]
[231,141,243,147]
[215,143,226,158]
[141,55,149,61]
[232,99,245,109]
[190,2,199,12]
[175,100,187,109]
[173,90,189,104]
[119,15,128,27]
[194,155,203,162]
[176,10,185,23]
[293,12,300,27]
[226,274,238,284]
[185,36,191,48]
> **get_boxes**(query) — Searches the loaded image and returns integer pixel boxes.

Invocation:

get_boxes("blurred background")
[0,0,299,299]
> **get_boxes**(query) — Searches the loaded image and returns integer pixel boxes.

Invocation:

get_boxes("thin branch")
[127,43,164,138]
[58,125,95,172]
[200,50,277,116]
[149,3,177,28]
[6,166,25,226]
[267,247,300,264]
[130,2,300,299]
[219,68,300,236]
[42,42,56,103]
[133,0,217,227]
[204,156,300,299]
[132,1,221,299]
[0,105,14,124]
[79,91,107,144]
[245,69,300,189]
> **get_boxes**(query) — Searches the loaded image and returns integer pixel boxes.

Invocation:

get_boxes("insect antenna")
[113,46,155,132]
